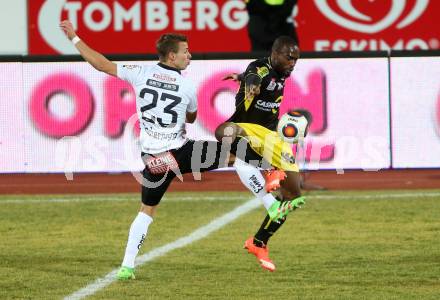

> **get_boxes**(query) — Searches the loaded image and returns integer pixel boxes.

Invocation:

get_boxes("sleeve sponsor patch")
[256,66,269,78]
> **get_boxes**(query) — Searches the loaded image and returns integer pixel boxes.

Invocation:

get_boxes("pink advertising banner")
[3,57,391,172]
[391,56,440,168]
[0,63,25,172]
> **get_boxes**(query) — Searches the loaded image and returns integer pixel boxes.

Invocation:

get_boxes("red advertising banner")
[28,0,251,55]
[298,0,439,51]
[29,0,439,55]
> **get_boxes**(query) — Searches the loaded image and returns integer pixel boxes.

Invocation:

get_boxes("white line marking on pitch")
[63,197,260,300]
[311,192,440,200]
[2,191,440,205]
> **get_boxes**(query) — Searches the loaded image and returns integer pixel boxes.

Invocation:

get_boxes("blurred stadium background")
[0,1,439,299]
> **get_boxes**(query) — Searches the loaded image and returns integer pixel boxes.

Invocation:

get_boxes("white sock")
[233,159,277,210]
[260,193,278,210]
[121,212,153,268]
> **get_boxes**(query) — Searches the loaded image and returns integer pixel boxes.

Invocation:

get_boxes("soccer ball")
[277,110,309,144]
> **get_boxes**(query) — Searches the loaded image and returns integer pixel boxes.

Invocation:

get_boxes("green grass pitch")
[1,190,439,299]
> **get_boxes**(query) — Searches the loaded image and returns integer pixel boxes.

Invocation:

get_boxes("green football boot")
[117,266,135,280]
[268,196,306,221]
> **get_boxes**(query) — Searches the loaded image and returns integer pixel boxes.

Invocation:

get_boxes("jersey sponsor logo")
[255,100,281,111]
[256,66,269,78]
[153,73,176,82]
[147,79,179,92]
[256,100,281,112]
[143,129,179,141]
[144,152,179,175]
[315,0,429,34]
[122,64,140,70]
[248,174,264,194]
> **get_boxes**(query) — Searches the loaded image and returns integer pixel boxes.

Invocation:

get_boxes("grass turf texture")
[0,190,439,299]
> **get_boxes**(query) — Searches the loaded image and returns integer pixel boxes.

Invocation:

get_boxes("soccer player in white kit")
[60,20,228,279]
[60,20,298,279]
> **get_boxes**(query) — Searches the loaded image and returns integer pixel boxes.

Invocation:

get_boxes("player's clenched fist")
[245,84,260,99]
[60,20,76,40]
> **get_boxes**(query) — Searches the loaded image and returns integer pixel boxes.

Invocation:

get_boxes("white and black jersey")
[117,63,197,154]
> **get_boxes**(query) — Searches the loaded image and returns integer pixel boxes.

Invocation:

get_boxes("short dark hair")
[272,36,298,53]
[156,34,188,62]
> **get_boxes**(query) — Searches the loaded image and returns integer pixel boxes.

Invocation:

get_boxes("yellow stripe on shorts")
[236,123,299,172]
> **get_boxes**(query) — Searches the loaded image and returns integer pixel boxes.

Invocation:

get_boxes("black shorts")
[141,140,227,206]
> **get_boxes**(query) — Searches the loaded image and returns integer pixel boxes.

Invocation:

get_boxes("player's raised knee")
[215,122,238,141]
[281,189,301,200]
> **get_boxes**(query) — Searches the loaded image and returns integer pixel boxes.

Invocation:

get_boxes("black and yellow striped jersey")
[228,57,287,131]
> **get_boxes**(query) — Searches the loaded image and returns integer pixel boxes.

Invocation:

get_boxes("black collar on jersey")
[157,62,181,74]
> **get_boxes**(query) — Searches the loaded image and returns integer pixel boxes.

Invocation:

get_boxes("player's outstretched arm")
[222,73,244,82]
[60,20,117,77]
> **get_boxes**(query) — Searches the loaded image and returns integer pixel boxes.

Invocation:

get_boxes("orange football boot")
[243,237,275,272]
[264,169,286,193]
